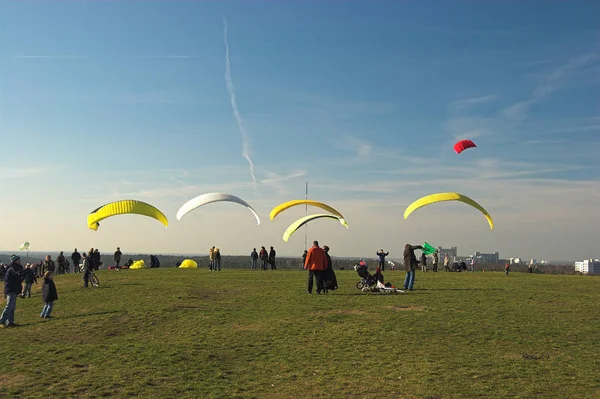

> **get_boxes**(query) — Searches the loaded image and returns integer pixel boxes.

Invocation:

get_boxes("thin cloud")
[260,170,307,195]
[450,95,497,111]
[0,167,55,179]
[502,53,599,123]
[223,18,259,194]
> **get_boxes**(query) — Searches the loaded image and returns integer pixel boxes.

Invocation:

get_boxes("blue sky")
[1,1,599,261]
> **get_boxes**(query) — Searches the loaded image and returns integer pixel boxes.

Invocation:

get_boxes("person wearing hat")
[0,255,25,327]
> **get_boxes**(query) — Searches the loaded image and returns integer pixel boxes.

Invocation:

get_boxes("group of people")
[303,241,337,294]
[208,247,222,271]
[250,246,277,270]
[0,255,59,327]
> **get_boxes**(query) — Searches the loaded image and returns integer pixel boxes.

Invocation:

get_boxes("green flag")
[422,241,436,255]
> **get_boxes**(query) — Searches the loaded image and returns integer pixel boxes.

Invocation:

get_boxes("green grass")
[0,268,598,399]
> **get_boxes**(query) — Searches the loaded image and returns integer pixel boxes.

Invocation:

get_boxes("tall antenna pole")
[304,180,308,251]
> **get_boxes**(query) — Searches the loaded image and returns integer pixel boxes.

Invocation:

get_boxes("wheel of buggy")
[91,274,100,287]
[356,282,364,289]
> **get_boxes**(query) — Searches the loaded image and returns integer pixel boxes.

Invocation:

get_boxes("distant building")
[574,259,600,274]
[509,258,522,264]
[437,246,457,261]
[474,251,500,264]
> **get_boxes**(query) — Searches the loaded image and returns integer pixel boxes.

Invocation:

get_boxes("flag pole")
[304,180,308,251]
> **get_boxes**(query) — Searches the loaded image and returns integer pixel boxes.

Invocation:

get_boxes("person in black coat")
[0,255,25,327]
[21,264,37,298]
[41,271,58,319]
[321,246,338,293]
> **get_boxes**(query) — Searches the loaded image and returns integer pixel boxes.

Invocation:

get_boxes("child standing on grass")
[40,272,58,319]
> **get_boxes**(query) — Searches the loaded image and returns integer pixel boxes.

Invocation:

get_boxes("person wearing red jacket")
[304,241,327,294]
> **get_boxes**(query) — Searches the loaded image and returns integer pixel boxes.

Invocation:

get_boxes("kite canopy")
[282,213,348,243]
[270,200,348,227]
[130,260,147,269]
[453,139,477,154]
[176,192,260,225]
[179,259,198,268]
[422,241,437,255]
[87,200,168,231]
[19,242,30,251]
[404,192,494,230]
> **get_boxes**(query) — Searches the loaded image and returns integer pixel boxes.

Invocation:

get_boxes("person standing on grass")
[304,241,327,294]
[259,246,268,270]
[444,254,451,272]
[432,251,439,272]
[321,245,338,294]
[81,253,92,288]
[71,249,81,273]
[213,248,221,271]
[114,247,122,269]
[250,248,258,270]
[420,252,427,272]
[0,255,24,328]
[208,247,215,271]
[403,244,423,291]
[269,246,277,270]
[377,249,389,271]
[21,264,37,298]
[40,271,58,319]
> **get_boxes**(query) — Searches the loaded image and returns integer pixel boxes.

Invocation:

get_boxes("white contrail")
[223,18,259,193]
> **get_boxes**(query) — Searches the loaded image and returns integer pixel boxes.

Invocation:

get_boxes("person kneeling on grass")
[41,271,58,319]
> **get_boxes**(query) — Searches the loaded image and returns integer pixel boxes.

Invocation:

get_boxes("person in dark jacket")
[149,255,160,268]
[377,249,389,271]
[250,248,258,270]
[420,253,427,272]
[269,246,276,270]
[0,255,24,327]
[301,250,308,269]
[40,271,58,319]
[71,249,81,273]
[403,244,423,291]
[114,247,122,269]
[21,264,37,298]
[56,252,67,274]
[259,247,268,270]
[43,255,55,275]
[321,245,338,293]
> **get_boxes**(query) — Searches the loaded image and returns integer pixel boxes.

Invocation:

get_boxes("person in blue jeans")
[0,255,25,328]
[41,271,58,319]
[403,244,423,291]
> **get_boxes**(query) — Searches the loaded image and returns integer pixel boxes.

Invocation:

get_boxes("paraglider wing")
[179,259,198,268]
[269,200,348,227]
[176,192,260,225]
[453,139,477,154]
[87,200,169,231]
[19,241,30,251]
[404,192,494,230]
[282,213,347,243]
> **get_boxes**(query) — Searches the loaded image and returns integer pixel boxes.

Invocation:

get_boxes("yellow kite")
[87,199,169,231]
[270,200,347,227]
[404,192,494,230]
[282,213,348,242]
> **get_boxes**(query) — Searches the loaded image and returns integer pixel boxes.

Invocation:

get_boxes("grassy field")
[0,268,598,399]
